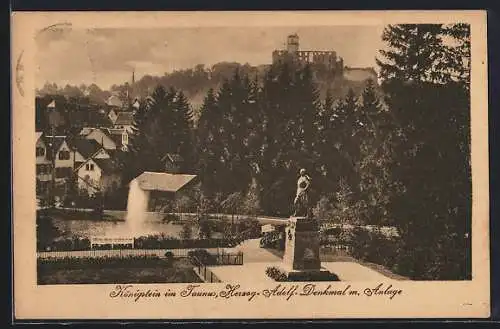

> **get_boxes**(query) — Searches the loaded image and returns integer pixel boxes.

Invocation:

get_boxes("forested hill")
[36,61,378,115]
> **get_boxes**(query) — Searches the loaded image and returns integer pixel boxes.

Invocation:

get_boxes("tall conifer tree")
[377,24,471,279]
[173,91,195,171]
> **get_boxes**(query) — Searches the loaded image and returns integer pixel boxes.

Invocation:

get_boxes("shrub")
[163,213,180,223]
[36,213,63,251]
[237,218,262,239]
[348,227,401,270]
[37,255,163,270]
[39,234,247,252]
[187,249,218,265]
[260,231,284,250]
[265,266,340,282]
[265,266,288,282]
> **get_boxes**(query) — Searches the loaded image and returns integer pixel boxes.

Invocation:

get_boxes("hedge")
[37,235,246,252]
[37,255,165,270]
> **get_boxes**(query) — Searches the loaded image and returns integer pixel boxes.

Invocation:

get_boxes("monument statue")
[278,167,336,280]
[293,168,312,218]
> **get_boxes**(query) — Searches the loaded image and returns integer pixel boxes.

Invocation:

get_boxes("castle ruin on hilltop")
[272,34,378,86]
[272,34,344,77]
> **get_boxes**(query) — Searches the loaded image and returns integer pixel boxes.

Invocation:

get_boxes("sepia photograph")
[12,11,490,319]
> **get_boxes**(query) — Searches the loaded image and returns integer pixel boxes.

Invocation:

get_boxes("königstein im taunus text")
[109,283,403,302]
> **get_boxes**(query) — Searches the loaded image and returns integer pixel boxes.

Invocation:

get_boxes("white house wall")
[36,138,52,183]
[36,139,51,165]
[55,141,74,168]
[108,110,118,124]
[77,159,102,195]
[54,141,75,183]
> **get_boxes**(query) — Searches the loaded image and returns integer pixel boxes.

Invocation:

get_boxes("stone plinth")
[283,217,321,270]
[278,216,338,281]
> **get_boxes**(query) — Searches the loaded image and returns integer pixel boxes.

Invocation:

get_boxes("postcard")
[12,10,490,319]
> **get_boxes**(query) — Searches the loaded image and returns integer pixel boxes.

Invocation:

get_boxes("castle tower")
[286,33,299,54]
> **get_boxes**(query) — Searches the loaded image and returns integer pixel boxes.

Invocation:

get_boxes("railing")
[321,244,353,253]
[37,248,193,259]
[192,256,222,283]
[215,251,244,266]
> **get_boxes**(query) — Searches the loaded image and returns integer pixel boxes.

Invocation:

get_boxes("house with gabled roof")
[113,112,134,132]
[128,172,198,212]
[43,135,76,185]
[70,137,112,168]
[36,132,53,196]
[105,128,130,152]
[75,157,122,196]
[106,95,123,108]
[132,98,141,109]
[108,108,119,125]
[79,127,118,150]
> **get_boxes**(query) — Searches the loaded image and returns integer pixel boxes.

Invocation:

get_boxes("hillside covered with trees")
[36,61,377,121]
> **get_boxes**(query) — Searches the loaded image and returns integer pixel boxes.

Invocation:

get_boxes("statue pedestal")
[283,217,321,270]
[280,217,333,281]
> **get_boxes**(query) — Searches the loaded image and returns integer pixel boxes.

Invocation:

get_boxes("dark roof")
[93,158,120,174]
[114,112,134,126]
[70,138,102,159]
[133,172,197,192]
[110,134,122,147]
[104,128,124,147]
[43,136,67,158]
[105,148,120,158]
[74,161,85,170]
[88,111,113,127]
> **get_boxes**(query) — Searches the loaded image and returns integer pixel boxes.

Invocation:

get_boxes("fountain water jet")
[100,172,198,239]
[124,178,150,236]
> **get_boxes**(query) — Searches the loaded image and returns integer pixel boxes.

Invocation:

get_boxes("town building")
[128,172,198,213]
[113,112,134,132]
[71,137,111,168]
[80,127,118,150]
[43,135,76,186]
[106,94,123,109]
[36,132,53,196]
[107,108,119,125]
[75,157,122,196]
[105,128,130,152]
[36,130,126,200]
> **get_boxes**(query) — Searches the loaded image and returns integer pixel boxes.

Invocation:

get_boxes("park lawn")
[37,258,202,285]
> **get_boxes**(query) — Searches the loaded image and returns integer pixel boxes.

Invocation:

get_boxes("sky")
[35,25,386,90]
